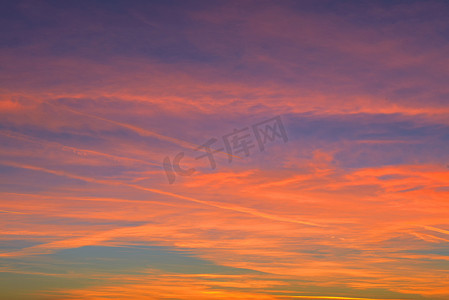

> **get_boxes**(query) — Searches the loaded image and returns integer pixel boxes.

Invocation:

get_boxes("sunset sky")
[1,1,449,299]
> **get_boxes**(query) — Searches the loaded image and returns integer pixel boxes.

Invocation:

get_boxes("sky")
[1,0,449,299]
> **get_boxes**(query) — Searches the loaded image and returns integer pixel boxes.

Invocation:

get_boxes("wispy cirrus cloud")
[1,0,449,299]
